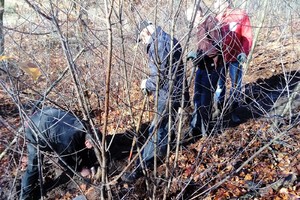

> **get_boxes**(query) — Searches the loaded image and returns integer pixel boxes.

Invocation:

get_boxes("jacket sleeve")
[196,21,209,54]
[240,11,253,55]
[145,40,170,91]
[207,17,223,54]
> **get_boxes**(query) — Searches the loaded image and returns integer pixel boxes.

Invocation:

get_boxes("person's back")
[20,107,90,200]
[146,26,188,105]
[216,7,252,62]
[25,107,86,154]
[197,15,223,59]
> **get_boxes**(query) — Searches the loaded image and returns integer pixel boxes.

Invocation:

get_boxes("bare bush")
[0,0,299,199]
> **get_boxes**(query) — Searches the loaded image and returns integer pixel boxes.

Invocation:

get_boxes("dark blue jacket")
[20,107,95,200]
[25,107,87,157]
[145,27,189,104]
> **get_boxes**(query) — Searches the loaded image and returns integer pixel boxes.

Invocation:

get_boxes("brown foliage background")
[0,0,299,199]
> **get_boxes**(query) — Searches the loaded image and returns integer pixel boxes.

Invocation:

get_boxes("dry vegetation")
[0,0,299,199]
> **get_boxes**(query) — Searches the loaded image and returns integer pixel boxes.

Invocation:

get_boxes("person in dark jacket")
[122,21,189,182]
[185,3,224,138]
[20,107,98,200]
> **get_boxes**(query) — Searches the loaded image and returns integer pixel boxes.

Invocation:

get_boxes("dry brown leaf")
[19,62,42,81]
[0,55,13,61]
[63,191,72,200]
[244,174,253,181]
[183,165,193,177]
[215,188,230,199]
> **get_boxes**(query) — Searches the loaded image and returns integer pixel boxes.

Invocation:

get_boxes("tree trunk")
[100,0,114,198]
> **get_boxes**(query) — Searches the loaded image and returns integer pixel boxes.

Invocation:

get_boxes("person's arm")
[196,21,207,52]
[240,12,253,56]
[80,149,98,169]
[43,155,75,193]
[43,171,72,193]
[43,131,82,193]
[145,38,170,92]
[145,49,158,92]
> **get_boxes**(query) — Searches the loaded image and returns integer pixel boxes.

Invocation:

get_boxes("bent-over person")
[20,107,98,200]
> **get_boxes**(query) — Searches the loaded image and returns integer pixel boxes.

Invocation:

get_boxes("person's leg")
[183,78,191,108]
[215,65,227,110]
[190,69,203,130]
[142,95,168,167]
[140,119,156,167]
[122,96,169,183]
[228,61,243,108]
[228,61,243,122]
[212,66,223,91]
[20,143,39,200]
[190,69,212,135]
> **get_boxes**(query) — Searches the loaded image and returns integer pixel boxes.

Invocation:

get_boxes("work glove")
[237,53,247,64]
[140,79,150,96]
[187,51,197,61]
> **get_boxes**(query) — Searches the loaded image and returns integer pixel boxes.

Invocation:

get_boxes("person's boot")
[212,101,220,120]
[231,112,241,123]
[121,169,143,183]
[182,127,202,144]
[213,101,225,119]
[230,102,241,123]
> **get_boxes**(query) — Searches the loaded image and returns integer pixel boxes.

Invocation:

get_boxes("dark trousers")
[20,143,40,200]
[140,90,181,168]
[215,61,243,110]
[20,144,79,200]
[190,67,222,131]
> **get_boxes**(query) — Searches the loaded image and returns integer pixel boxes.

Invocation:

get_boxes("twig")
[128,96,147,162]
[24,0,53,21]
[190,122,298,199]
[32,47,86,113]
[0,116,20,160]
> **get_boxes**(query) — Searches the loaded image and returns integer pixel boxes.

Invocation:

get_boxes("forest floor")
[0,6,300,199]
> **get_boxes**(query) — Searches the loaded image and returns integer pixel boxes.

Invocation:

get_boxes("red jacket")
[217,7,253,62]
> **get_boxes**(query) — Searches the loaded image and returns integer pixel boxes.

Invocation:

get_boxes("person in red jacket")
[214,0,253,122]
